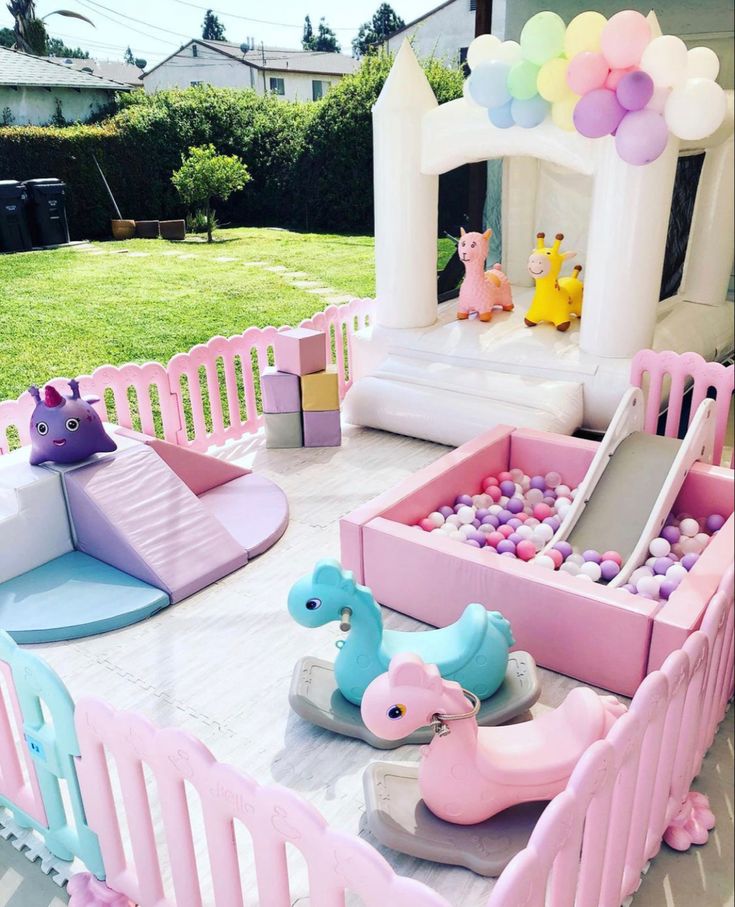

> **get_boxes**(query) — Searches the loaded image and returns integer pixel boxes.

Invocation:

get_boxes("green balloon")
[507,60,540,100]
[520,11,566,66]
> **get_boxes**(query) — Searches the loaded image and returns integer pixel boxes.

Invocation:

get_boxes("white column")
[373,40,438,329]
[501,156,539,287]
[679,135,734,306]
[580,134,680,359]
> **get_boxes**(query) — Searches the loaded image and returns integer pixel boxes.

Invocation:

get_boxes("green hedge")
[0,52,463,239]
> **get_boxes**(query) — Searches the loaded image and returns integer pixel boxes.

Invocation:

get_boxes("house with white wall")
[384,0,476,66]
[142,40,357,101]
[0,47,128,126]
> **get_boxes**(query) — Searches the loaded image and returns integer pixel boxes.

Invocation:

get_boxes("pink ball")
[548,548,564,569]
[516,539,536,561]
[601,550,622,566]
[567,51,609,95]
[600,10,652,69]
[498,524,514,539]
[486,485,502,502]
[497,471,513,483]
[482,475,498,490]
[574,88,626,138]
[485,531,504,548]
[533,503,553,521]
[419,518,434,532]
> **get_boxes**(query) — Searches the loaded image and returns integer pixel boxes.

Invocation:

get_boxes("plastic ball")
[686,46,720,81]
[616,70,654,111]
[515,539,536,561]
[659,580,677,600]
[497,471,513,483]
[679,518,699,538]
[582,549,602,564]
[630,566,654,583]
[472,519,481,528]
[615,109,669,165]
[455,494,474,507]
[496,539,516,555]
[567,553,585,566]
[567,51,609,95]
[485,531,504,548]
[600,10,651,69]
[681,552,700,571]
[534,554,556,570]
[553,541,574,559]
[482,475,498,490]
[488,504,503,516]
[418,518,435,532]
[459,524,476,538]
[532,503,551,521]
[565,10,607,57]
[580,561,602,581]
[498,524,514,538]
[576,573,595,582]
[468,60,512,108]
[660,525,680,544]
[467,34,502,71]
[693,533,710,551]
[427,511,445,528]
[538,58,571,103]
[469,531,487,547]
[600,559,621,581]
[574,88,626,137]
[481,514,500,529]
[500,480,516,497]
[516,525,534,540]
[653,556,674,575]
[464,539,482,548]
[641,35,688,88]
[705,514,725,533]
[665,564,687,584]
[548,548,564,569]
[621,583,637,594]
[520,11,566,65]
[457,505,476,524]
[636,575,660,597]
[489,100,515,129]
[649,537,671,558]
[486,485,502,502]
[560,561,581,576]
[507,518,523,530]
[511,94,550,128]
[551,96,579,131]
[665,78,727,141]
[530,475,546,490]
[544,471,561,489]
[601,550,622,566]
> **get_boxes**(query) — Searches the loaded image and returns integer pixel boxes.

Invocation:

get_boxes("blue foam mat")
[0,551,170,643]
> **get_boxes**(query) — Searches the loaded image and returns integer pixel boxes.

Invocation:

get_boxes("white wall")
[0,86,114,125]
[386,0,475,65]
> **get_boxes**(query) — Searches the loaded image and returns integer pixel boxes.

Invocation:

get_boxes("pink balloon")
[616,70,654,111]
[615,109,669,165]
[566,52,609,95]
[573,88,626,138]
[600,10,652,68]
[606,66,636,90]
[646,85,671,114]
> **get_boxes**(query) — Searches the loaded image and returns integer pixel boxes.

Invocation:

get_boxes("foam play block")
[199,474,289,558]
[275,328,326,377]
[265,412,303,449]
[63,445,248,603]
[0,448,72,584]
[303,410,341,448]
[301,367,339,412]
[0,550,170,643]
[261,368,302,414]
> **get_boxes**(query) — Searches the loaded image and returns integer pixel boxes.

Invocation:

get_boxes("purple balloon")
[616,70,654,111]
[573,88,626,138]
[615,109,669,165]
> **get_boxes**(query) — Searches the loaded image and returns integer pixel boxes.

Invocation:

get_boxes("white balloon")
[494,40,522,65]
[467,34,501,70]
[665,78,728,140]
[686,46,720,81]
[641,35,689,88]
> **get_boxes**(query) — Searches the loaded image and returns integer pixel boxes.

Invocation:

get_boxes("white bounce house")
[344,13,734,446]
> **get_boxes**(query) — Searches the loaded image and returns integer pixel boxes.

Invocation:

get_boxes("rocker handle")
[339,608,352,632]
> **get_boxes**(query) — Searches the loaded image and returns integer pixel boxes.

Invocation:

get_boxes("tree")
[0,27,14,47]
[124,45,135,64]
[352,3,405,57]
[47,37,90,58]
[302,15,314,50]
[201,9,226,41]
[303,15,340,52]
[7,1,94,54]
[172,144,250,243]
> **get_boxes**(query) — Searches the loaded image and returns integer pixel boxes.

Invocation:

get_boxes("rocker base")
[288,651,540,749]
[362,761,545,876]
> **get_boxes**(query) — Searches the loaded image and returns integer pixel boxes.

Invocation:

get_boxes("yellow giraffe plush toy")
[525,232,583,332]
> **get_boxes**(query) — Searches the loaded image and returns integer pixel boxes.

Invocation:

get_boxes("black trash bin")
[24,178,70,247]
[0,180,32,253]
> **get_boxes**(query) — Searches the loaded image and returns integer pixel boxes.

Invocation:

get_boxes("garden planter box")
[340,426,734,697]
[160,219,186,241]
[135,220,160,239]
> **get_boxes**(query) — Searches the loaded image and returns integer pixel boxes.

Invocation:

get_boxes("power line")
[76,0,191,40]
[168,0,359,32]
[71,0,182,46]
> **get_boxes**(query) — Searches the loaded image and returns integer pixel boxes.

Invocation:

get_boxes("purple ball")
[659,580,677,600]
[681,553,700,571]
[497,509,514,525]
[438,505,454,519]
[553,541,573,559]
[499,480,516,497]
[615,109,669,166]
[472,519,481,528]
[582,549,602,564]
[481,514,500,528]
[508,532,523,545]
[507,497,524,514]
[530,476,546,491]
[506,518,522,529]
[476,508,490,521]
[543,496,556,507]
[469,531,486,547]
[600,559,621,581]
[653,557,674,575]
[661,525,680,544]
[455,494,473,507]
[573,88,626,138]
[616,70,654,111]
[496,539,516,555]
[706,514,726,533]
[622,583,637,594]
[464,539,482,548]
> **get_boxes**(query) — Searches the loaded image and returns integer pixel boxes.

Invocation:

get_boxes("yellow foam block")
[301,367,339,412]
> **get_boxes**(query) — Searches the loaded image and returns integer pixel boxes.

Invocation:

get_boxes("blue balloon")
[510,94,550,129]
[469,61,511,109]
[488,100,514,129]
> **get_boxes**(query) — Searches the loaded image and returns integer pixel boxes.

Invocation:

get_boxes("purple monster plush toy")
[28,379,117,465]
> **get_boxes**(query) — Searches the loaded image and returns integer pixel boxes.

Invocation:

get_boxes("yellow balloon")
[537,58,571,102]
[552,95,579,131]
[565,11,607,57]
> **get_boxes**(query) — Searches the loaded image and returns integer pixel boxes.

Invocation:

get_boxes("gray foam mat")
[288,651,540,749]
[363,761,546,876]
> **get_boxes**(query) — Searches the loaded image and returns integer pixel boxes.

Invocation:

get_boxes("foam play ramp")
[288,651,540,748]
[362,761,545,876]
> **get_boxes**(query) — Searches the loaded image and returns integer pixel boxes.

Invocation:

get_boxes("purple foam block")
[303,410,341,448]
[261,368,302,414]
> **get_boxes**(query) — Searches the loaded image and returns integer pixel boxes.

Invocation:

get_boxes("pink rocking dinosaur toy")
[456,228,513,322]
[361,653,626,825]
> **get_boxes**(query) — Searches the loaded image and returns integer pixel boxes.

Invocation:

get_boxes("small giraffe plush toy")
[525,232,583,332]
[456,228,513,322]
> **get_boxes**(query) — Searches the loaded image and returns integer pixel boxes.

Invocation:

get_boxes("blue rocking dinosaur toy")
[287,559,514,706]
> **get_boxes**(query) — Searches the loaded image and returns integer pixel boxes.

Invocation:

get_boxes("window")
[269,77,285,96]
[312,79,330,101]
[470,0,477,10]
[459,46,469,77]
[190,81,203,87]
[192,44,198,57]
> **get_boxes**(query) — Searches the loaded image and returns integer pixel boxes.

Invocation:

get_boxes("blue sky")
[5,1,435,64]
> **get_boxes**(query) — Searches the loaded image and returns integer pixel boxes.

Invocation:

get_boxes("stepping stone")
[126,252,150,258]
[264,265,287,272]
[176,254,196,260]
[291,280,321,288]
[241,261,269,267]
[306,287,337,296]
[214,256,237,262]
[325,295,353,304]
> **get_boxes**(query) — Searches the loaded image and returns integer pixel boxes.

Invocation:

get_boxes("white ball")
[687,46,720,81]
[514,483,524,497]
[560,561,580,576]
[446,514,461,527]
[526,489,544,505]
[516,526,534,540]
[525,517,540,528]
[555,485,571,498]
[535,524,554,542]
[665,78,727,141]
[457,506,476,525]
[649,537,671,558]
[694,532,710,550]
[499,496,509,507]
[472,494,485,508]
[520,476,531,491]
[570,488,579,499]
[641,34,689,88]
[459,524,476,538]
[679,518,699,538]
[567,553,585,567]
[510,468,524,480]
[576,573,594,582]
[467,33,502,70]
[489,505,503,516]
[430,527,444,534]
[631,566,654,584]
[534,555,556,570]
[665,564,688,584]
[427,511,445,528]
[636,575,660,597]
[646,557,658,568]
[580,561,602,582]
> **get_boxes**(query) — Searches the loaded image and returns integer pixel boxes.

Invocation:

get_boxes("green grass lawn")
[0,228,456,402]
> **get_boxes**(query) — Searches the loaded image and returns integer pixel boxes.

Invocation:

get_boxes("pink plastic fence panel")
[74,698,449,907]
[630,349,735,466]
[0,378,73,455]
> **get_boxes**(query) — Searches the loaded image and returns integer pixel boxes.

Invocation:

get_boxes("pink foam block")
[275,328,327,377]
[261,368,302,414]
[303,410,341,448]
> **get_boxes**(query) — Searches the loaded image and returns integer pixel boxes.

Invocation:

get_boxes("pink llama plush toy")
[457,228,513,322]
